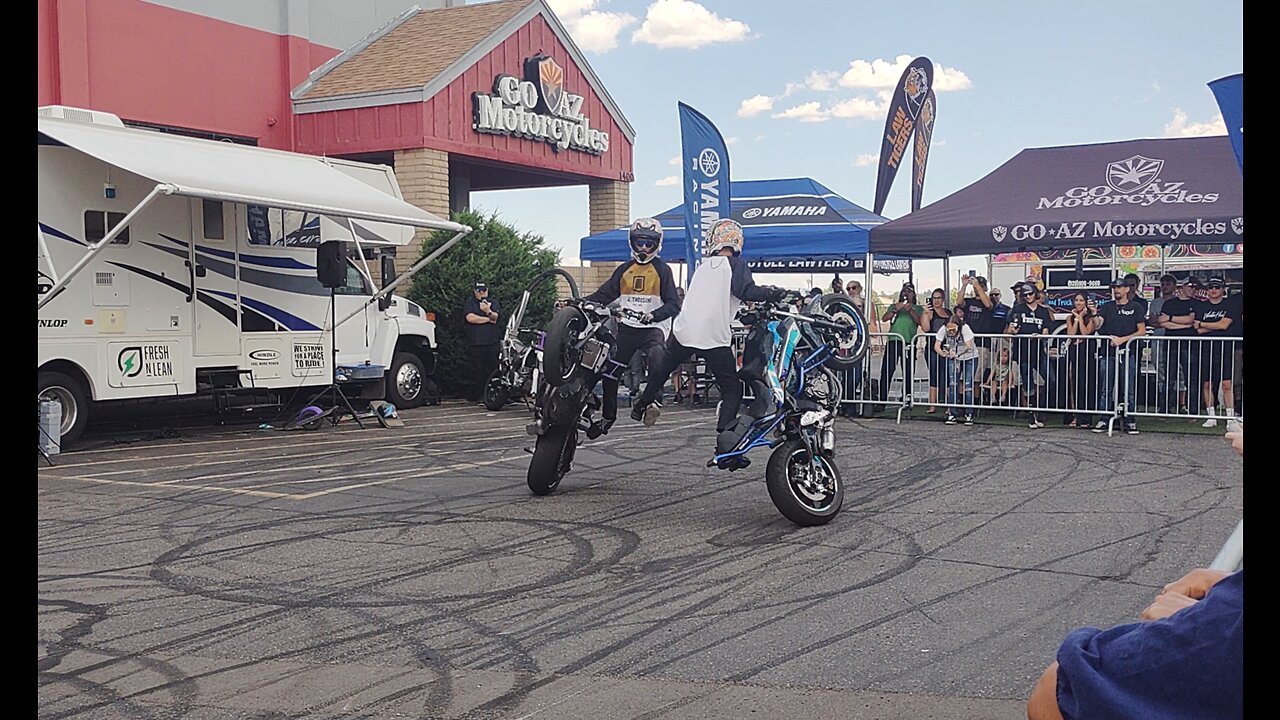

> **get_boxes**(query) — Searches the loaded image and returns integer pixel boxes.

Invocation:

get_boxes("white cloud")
[547,0,636,53]
[1163,109,1227,137]
[771,102,828,122]
[853,153,878,167]
[726,136,739,145]
[632,0,751,49]
[754,134,766,141]
[837,54,972,92]
[668,155,680,166]
[805,70,840,92]
[654,175,680,186]
[738,94,774,117]
[827,96,884,120]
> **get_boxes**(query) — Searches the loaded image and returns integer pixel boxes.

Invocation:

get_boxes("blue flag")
[678,102,731,283]
[1208,73,1243,173]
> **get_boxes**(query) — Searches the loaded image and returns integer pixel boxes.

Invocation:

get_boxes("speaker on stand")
[300,240,365,429]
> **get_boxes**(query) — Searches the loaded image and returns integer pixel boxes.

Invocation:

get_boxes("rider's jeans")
[602,326,665,421]
[947,356,976,416]
[635,335,741,432]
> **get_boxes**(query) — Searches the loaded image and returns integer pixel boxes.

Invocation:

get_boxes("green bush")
[407,209,561,397]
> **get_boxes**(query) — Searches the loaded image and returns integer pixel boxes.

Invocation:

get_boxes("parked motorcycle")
[713,291,868,526]
[525,298,645,496]
[483,268,580,412]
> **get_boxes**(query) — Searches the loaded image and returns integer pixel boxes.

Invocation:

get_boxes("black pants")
[879,341,913,402]
[635,335,742,432]
[468,343,499,401]
[1067,343,1097,422]
[601,327,665,421]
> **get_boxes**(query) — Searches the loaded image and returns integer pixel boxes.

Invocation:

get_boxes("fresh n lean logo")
[118,347,142,378]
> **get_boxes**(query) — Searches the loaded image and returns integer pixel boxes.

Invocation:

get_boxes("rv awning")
[37,113,468,240]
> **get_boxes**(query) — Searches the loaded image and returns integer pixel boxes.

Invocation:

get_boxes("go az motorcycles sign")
[472,54,609,155]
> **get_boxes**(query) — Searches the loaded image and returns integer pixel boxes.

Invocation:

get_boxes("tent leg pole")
[865,252,874,329]
[1110,244,1117,277]
[943,255,951,304]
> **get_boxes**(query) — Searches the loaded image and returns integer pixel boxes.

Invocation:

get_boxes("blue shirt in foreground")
[1056,569,1242,719]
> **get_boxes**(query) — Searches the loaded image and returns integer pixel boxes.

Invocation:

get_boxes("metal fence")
[835,332,1243,435]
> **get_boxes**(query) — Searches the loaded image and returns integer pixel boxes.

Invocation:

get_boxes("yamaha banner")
[910,89,936,213]
[1208,73,1243,173]
[678,102,731,283]
[873,57,933,215]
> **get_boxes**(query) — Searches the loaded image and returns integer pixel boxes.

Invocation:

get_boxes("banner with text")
[873,56,933,215]
[679,102,731,283]
[910,89,937,212]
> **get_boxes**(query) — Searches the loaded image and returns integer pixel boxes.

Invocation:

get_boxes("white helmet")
[705,219,744,257]
[628,217,663,264]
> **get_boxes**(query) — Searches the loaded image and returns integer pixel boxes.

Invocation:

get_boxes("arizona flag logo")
[527,55,564,116]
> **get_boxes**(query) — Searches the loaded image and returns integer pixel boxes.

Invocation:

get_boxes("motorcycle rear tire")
[542,307,587,388]
[819,293,869,370]
[483,372,510,411]
[527,422,577,496]
[765,439,844,526]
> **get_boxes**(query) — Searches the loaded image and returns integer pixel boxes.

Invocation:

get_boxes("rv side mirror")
[381,255,396,287]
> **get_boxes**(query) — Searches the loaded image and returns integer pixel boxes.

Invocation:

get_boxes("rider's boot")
[586,416,615,439]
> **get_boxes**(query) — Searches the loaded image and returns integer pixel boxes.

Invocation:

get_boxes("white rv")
[38,106,471,447]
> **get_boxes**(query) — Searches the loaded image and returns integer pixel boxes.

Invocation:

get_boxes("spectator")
[845,279,865,311]
[937,306,978,425]
[1148,274,1179,413]
[1123,271,1150,315]
[1091,278,1146,435]
[877,282,924,405]
[1026,427,1243,720]
[1063,292,1098,427]
[462,281,501,403]
[1005,282,1053,429]
[981,343,1019,407]
[831,275,845,294]
[1193,276,1240,428]
[922,288,952,414]
[958,275,995,368]
[1227,288,1243,416]
[1158,277,1202,416]
[840,279,867,416]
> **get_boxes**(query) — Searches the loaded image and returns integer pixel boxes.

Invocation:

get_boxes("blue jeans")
[947,357,976,416]
[1016,352,1049,410]
[1097,348,1139,421]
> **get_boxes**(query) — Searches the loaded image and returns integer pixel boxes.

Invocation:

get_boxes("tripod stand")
[301,288,365,429]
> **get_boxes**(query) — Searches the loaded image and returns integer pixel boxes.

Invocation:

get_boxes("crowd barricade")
[838,331,915,422]
[1126,335,1243,427]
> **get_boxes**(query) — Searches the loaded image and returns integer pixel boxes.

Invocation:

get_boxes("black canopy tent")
[866,135,1243,302]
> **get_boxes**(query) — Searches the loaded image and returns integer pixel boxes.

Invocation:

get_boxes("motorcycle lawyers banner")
[1208,73,1243,173]
[678,102,731,282]
[873,57,933,215]
[910,89,936,213]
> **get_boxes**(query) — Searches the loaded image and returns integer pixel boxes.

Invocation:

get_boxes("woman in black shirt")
[922,288,951,414]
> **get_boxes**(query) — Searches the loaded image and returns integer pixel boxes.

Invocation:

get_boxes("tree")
[407,209,561,398]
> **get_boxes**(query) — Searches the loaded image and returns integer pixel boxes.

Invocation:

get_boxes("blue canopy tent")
[579,177,910,275]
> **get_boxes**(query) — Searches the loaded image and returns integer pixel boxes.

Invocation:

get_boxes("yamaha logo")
[742,207,762,219]
[698,148,721,178]
[992,225,1008,242]
[1107,155,1164,194]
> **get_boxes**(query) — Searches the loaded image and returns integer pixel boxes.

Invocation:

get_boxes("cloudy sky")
[470,0,1242,293]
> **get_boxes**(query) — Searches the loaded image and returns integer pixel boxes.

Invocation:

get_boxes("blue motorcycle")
[712,292,868,526]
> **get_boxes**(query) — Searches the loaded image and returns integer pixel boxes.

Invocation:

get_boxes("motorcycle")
[525,298,646,496]
[712,291,868,526]
[483,268,580,412]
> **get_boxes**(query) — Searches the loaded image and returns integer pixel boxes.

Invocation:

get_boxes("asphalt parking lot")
[38,399,1243,719]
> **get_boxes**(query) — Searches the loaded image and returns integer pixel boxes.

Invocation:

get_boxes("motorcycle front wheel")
[542,307,588,387]
[765,439,844,526]
[483,371,510,411]
[527,422,577,495]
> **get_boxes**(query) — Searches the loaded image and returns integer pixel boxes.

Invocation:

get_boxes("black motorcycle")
[525,298,645,495]
[483,268,580,412]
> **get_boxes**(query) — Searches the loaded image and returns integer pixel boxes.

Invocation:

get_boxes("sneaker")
[1201,417,1218,428]
[642,401,662,427]
[945,413,957,425]
[963,414,974,425]
[629,404,647,423]
[1091,420,1108,433]
[1028,414,1044,429]
[586,417,615,439]
[1124,422,1139,435]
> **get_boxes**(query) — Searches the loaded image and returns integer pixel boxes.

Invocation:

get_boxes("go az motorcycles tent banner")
[873,57,933,215]
[910,89,937,212]
[678,102,731,282]
[1208,73,1243,173]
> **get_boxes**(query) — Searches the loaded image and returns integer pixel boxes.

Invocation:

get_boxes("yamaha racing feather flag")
[910,89,937,213]
[1208,73,1243,173]
[873,56,934,216]
[678,102,731,282]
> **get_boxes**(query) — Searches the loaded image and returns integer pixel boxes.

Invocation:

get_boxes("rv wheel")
[38,370,89,449]
[387,352,426,408]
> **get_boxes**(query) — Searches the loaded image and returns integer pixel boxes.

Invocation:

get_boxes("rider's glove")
[639,312,654,324]
[768,286,789,302]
